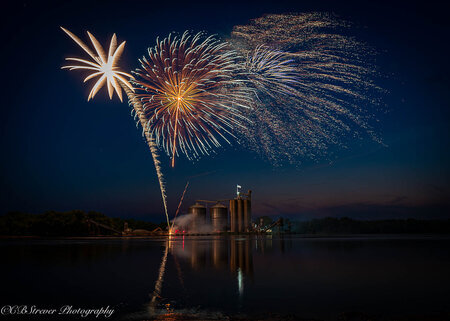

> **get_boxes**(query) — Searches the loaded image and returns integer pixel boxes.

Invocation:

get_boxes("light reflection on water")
[1,236,450,320]
[148,236,255,318]
[143,235,450,320]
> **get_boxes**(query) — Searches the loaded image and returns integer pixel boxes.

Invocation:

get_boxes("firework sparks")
[232,13,383,165]
[132,31,252,167]
[170,181,190,233]
[60,27,134,101]
[244,45,300,99]
[61,28,170,229]
[124,86,170,228]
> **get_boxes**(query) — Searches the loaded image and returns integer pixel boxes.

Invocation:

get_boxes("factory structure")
[184,185,252,233]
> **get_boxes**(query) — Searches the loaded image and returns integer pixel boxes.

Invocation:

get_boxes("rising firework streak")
[170,181,190,233]
[60,28,170,229]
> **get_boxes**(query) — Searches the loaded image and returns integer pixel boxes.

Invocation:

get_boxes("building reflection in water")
[229,236,253,279]
[167,235,254,278]
[212,237,228,269]
[149,236,291,316]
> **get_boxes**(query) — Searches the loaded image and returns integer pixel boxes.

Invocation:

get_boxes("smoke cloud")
[171,214,215,233]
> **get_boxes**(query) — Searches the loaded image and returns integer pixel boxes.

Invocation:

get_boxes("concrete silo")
[229,199,238,233]
[229,190,252,233]
[188,202,206,232]
[210,202,228,232]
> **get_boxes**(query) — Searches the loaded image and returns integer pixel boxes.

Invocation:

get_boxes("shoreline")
[1,233,450,240]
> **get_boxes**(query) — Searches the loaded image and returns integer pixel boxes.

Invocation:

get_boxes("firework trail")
[232,13,383,165]
[170,181,190,232]
[132,31,252,167]
[124,86,169,229]
[61,28,170,229]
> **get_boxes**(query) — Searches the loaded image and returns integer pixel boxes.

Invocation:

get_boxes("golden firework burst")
[61,27,170,230]
[133,31,252,167]
[60,27,134,102]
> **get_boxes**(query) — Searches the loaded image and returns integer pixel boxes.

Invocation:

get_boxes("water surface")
[1,235,449,320]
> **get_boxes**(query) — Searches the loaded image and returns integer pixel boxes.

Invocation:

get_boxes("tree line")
[257,216,450,234]
[2,211,450,236]
[0,211,165,236]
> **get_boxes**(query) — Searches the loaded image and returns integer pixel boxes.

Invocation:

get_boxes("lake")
[1,235,449,320]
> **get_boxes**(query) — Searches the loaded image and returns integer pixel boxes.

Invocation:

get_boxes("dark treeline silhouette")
[291,217,450,234]
[0,211,166,236]
[2,212,450,236]
[257,216,450,234]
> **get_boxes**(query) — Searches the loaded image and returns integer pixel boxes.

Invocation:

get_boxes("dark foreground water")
[1,235,450,321]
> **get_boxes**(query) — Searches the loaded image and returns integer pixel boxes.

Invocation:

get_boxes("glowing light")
[244,45,299,98]
[126,89,170,229]
[149,241,169,313]
[237,267,244,297]
[132,31,252,167]
[171,181,190,231]
[232,13,383,165]
[60,27,134,102]
[61,28,170,230]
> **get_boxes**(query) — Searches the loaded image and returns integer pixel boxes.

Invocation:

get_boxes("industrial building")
[186,185,252,233]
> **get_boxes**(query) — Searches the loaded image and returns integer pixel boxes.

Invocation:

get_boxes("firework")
[170,181,190,233]
[232,13,383,165]
[244,45,300,98]
[60,27,134,101]
[61,28,170,229]
[132,31,252,167]
[124,86,169,228]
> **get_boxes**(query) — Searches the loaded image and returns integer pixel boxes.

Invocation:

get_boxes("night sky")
[1,0,449,222]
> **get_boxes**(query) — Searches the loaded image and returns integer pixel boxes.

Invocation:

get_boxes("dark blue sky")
[1,0,449,221]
